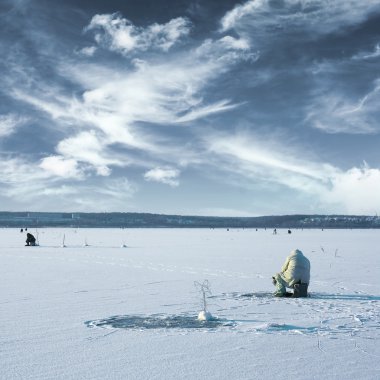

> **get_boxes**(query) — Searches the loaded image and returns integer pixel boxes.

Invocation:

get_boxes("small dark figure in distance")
[288,229,291,234]
[20,228,23,233]
[25,233,36,246]
[272,249,310,297]
[273,228,277,235]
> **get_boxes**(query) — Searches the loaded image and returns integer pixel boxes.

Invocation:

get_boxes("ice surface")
[1,228,379,379]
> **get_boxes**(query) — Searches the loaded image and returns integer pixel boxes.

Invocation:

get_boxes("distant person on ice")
[25,233,36,246]
[272,249,310,297]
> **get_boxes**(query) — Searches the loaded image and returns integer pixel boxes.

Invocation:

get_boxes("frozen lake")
[1,228,379,379]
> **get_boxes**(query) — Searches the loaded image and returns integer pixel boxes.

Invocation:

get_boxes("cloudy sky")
[1,0,380,216]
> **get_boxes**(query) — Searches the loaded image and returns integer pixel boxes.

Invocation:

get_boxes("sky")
[1,0,380,216]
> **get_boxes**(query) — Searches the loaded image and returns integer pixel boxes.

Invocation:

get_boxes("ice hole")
[85,314,231,330]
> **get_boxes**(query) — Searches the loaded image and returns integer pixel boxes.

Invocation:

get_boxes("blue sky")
[1,0,380,216]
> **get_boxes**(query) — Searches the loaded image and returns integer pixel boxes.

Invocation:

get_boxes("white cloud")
[220,35,251,51]
[39,155,83,179]
[195,36,258,65]
[10,30,254,172]
[7,10,256,185]
[220,0,380,36]
[40,185,80,197]
[352,43,380,60]
[144,167,180,187]
[220,0,266,32]
[207,132,380,214]
[2,2,379,215]
[76,53,238,130]
[56,131,124,176]
[11,89,70,120]
[0,155,137,211]
[209,134,335,182]
[73,33,256,131]
[325,164,380,215]
[96,178,136,198]
[307,81,380,134]
[69,178,137,211]
[176,100,240,123]
[45,34,254,163]
[41,185,78,196]
[85,13,191,55]
[0,114,27,137]
[0,157,76,204]
[78,46,97,57]
[0,157,49,185]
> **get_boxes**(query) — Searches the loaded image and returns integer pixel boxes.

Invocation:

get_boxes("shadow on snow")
[211,292,380,301]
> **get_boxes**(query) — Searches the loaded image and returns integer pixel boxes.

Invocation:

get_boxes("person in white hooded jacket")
[273,249,310,297]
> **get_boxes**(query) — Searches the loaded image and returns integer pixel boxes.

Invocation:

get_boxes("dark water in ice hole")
[85,314,235,330]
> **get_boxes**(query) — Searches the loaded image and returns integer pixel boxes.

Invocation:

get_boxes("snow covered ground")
[1,228,379,380]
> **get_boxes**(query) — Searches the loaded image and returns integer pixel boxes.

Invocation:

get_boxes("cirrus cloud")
[352,43,380,61]
[39,155,84,179]
[324,163,380,215]
[0,114,27,137]
[1,0,379,215]
[306,80,380,134]
[220,0,380,36]
[207,132,380,214]
[144,167,180,187]
[85,13,191,55]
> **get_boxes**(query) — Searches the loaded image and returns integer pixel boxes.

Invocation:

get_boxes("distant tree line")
[0,212,379,228]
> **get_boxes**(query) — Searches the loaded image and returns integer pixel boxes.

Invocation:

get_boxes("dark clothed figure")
[26,233,36,246]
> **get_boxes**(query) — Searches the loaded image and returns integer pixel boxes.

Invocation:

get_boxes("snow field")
[0,228,379,379]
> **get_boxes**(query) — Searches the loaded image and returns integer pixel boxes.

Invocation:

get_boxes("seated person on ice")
[25,233,36,246]
[272,249,310,297]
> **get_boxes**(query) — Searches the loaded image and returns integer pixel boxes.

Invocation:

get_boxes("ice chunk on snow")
[198,310,213,321]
